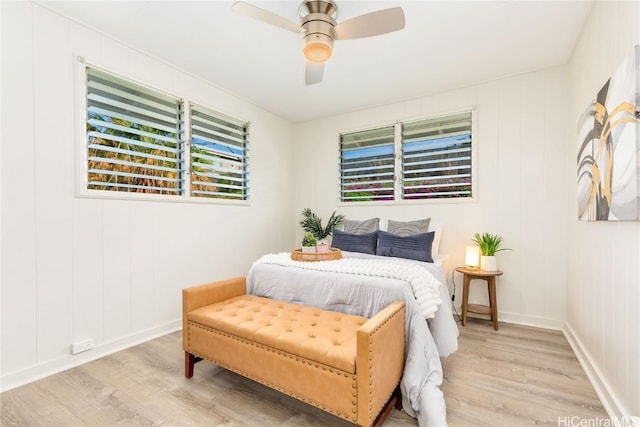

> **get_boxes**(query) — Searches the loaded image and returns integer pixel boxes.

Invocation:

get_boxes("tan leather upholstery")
[182,277,246,350]
[189,294,367,372]
[183,277,405,427]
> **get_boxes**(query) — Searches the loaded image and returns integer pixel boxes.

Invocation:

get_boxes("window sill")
[76,188,250,206]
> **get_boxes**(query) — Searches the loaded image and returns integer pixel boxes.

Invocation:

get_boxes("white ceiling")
[40,0,593,122]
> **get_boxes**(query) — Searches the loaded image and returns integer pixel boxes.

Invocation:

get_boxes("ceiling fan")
[232,0,405,85]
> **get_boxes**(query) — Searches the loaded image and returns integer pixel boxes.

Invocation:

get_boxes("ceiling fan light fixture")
[303,33,334,62]
[232,1,406,84]
[304,41,332,62]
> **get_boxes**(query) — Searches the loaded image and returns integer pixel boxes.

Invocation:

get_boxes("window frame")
[189,103,250,201]
[339,123,397,202]
[75,56,250,205]
[336,107,478,206]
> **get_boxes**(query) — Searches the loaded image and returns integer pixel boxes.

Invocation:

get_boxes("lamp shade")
[465,245,480,268]
[303,33,334,62]
[304,42,332,62]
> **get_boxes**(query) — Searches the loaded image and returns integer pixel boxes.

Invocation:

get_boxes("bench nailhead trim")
[187,297,404,425]
[187,322,358,422]
[365,306,404,422]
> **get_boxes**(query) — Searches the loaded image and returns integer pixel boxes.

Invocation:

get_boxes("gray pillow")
[387,218,431,237]
[343,218,380,235]
[331,229,378,255]
[376,230,434,262]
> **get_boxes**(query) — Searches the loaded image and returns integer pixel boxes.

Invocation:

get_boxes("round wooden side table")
[455,267,504,331]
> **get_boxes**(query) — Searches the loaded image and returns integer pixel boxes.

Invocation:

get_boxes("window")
[86,68,185,195]
[339,126,395,202]
[82,63,250,202]
[401,112,472,199]
[339,110,474,203]
[190,105,249,200]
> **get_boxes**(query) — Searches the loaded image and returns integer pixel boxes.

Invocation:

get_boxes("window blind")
[190,105,249,200]
[86,67,184,194]
[339,126,395,202]
[401,111,472,199]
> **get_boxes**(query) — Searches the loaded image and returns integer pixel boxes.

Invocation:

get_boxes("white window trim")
[336,106,479,206]
[74,55,250,206]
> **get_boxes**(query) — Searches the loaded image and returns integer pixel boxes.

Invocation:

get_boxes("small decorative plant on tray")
[301,232,317,253]
[299,208,345,247]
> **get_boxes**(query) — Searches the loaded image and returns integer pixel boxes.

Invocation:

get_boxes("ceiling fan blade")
[334,7,405,40]
[232,2,303,34]
[305,62,324,86]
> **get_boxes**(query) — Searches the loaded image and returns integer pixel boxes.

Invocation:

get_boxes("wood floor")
[1,318,607,427]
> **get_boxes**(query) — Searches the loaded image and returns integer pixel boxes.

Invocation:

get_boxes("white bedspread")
[255,253,443,318]
[246,251,459,427]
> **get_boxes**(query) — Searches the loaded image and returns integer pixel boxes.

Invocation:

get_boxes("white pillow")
[429,221,444,256]
[342,218,380,235]
[387,218,430,236]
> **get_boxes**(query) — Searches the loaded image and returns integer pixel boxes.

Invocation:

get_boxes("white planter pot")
[301,246,316,253]
[480,255,498,271]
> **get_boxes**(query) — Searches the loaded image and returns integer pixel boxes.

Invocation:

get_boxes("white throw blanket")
[254,253,443,318]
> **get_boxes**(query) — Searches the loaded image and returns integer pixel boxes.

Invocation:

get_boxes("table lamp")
[465,245,480,269]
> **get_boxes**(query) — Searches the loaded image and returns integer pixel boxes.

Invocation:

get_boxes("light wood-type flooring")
[1,318,607,426]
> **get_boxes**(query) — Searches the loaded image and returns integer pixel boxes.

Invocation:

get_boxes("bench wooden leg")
[184,352,202,378]
[373,385,402,427]
[393,385,403,410]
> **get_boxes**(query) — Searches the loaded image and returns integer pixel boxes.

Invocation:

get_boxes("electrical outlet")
[71,338,93,355]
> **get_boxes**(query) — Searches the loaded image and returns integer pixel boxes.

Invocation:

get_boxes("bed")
[246,247,459,427]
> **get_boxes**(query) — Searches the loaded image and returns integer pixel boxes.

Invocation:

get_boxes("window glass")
[82,65,250,202]
[86,68,184,194]
[190,105,249,200]
[339,110,474,203]
[339,126,395,202]
[402,111,472,199]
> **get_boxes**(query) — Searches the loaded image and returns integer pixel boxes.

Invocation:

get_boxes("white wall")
[566,0,640,420]
[293,66,570,330]
[0,2,295,391]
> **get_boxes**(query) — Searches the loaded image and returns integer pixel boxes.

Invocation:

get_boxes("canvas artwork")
[577,45,640,221]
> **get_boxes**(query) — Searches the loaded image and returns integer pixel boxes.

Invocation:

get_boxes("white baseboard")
[0,320,181,393]
[563,322,633,423]
[497,310,565,330]
[452,304,565,330]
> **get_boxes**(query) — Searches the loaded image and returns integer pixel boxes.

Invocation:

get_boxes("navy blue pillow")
[331,229,378,255]
[376,230,434,262]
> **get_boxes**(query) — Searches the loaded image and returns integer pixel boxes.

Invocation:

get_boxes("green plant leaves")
[302,232,317,246]
[472,232,510,256]
[299,208,345,240]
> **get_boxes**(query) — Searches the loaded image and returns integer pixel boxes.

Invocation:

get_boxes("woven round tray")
[290,248,342,262]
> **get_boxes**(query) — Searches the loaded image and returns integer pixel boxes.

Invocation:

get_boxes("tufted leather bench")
[183,277,405,427]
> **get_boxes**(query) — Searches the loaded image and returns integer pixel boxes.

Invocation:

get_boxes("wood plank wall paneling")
[1,1,38,373]
[567,0,640,419]
[32,4,75,361]
[0,1,296,390]
[72,199,105,345]
[129,204,156,332]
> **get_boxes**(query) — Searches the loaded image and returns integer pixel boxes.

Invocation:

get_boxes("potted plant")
[472,232,510,271]
[301,232,317,253]
[300,208,344,252]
